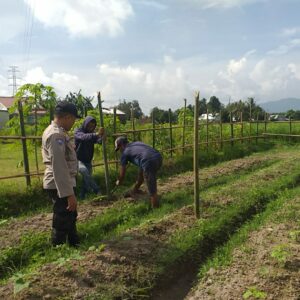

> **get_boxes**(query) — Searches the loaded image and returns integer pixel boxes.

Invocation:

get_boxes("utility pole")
[8,65,20,96]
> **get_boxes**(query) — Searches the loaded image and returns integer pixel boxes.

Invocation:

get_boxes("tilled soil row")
[186,197,300,300]
[0,154,278,251]
[1,152,299,299]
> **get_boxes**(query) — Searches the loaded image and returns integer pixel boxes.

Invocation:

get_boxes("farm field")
[0,144,299,299]
[186,186,300,300]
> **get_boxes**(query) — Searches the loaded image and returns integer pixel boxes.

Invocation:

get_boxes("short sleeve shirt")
[120,142,162,171]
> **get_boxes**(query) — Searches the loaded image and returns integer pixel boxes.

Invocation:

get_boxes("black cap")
[115,136,128,151]
[54,101,80,118]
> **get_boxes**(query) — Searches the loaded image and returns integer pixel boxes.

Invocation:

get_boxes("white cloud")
[0,75,10,96]
[288,63,300,80]
[267,39,300,55]
[2,50,300,113]
[137,0,167,10]
[227,57,247,75]
[179,0,267,9]
[96,61,193,111]
[249,59,291,93]
[24,0,133,37]
[23,66,81,96]
[281,27,300,37]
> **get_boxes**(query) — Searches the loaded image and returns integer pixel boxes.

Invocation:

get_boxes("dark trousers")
[144,155,163,196]
[46,189,79,246]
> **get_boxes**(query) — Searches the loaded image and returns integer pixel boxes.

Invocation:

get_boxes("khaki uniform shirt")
[42,121,78,198]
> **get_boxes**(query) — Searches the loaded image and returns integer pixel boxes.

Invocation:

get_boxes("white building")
[199,113,220,122]
[0,102,9,129]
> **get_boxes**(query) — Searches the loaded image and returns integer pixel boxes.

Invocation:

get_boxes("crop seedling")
[270,244,291,267]
[13,272,30,295]
[243,286,267,299]
[289,230,300,242]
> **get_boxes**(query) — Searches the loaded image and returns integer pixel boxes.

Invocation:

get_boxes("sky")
[1,0,300,113]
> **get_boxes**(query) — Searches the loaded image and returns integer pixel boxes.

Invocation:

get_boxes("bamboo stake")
[230,111,234,147]
[206,109,209,151]
[18,99,31,186]
[34,92,40,180]
[97,92,110,198]
[182,98,187,155]
[194,91,200,219]
[241,112,243,144]
[131,106,135,141]
[249,102,252,144]
[169,108,173,157]
[264,112,267,142]
[219,110,223,149]
[113,107,118,173]
[256,114,259,144]
[289,116,292,143]
[152,110,155,149]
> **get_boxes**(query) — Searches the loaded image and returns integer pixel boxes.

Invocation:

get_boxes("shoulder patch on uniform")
[56,138,65,145]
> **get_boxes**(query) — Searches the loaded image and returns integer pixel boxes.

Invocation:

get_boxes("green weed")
[270,244,291,267]
[243,286,267,299]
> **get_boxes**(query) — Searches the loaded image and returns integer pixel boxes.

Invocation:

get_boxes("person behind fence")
[42,101,80,247]
[74,116,105,199]
[115,137,162,208]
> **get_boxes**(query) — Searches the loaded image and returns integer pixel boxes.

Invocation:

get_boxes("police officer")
[42,101,80,246]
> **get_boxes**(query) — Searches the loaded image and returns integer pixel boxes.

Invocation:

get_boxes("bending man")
[115,137,162,208]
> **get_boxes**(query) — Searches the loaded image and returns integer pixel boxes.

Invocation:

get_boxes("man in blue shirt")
[115,136,162,208]
[74,116,105,199]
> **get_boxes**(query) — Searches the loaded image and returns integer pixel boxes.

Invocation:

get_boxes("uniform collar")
[52,120,67,133]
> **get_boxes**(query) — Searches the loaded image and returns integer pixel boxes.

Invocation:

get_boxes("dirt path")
[186,198,300,300]
[0,154,277,251]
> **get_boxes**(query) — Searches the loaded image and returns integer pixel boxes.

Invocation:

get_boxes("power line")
[20,0,36,78]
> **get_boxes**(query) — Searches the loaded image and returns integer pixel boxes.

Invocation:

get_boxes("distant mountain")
[260,98,300,113]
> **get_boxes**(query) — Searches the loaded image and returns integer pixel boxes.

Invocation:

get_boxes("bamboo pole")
[18,99,31,186]
[152,110,155,149]
[249,103,252,144]
[113,107,118,173]
[264,112,267,142]
[256,114,259,144]
[194,91,200,219]
[169,108,173,157]
[182,98,187,155]
[49,104,54,124]
[131,106,136,141]
[219,110,223,149]
[34,92,40,180]
[289,116,292,143]
[206,109,209,151]
[241,112,243,144]
[97,92,110,198]
[230,111,234,147]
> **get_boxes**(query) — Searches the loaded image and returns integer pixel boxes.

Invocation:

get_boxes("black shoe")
[52,229,67,246]
[68,229,80,247]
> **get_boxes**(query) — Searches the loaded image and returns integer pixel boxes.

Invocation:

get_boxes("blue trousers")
[78,161,100,198]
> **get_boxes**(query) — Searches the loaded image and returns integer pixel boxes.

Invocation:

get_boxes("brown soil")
[0,205,197,300]
[0,154,275,251]
[0,150,299,299]
[186,198,300,300]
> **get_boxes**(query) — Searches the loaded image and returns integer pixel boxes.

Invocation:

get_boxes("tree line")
[7,83,300,132]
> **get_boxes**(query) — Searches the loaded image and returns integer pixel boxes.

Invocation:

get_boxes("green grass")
[197,186,300,279]
[0,155,280,282]
[86,158,300,299]
[1,153,300,300]
[0,140,276,219]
